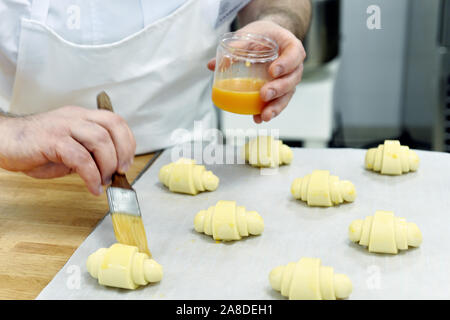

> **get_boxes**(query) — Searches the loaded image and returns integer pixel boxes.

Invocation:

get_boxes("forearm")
[0,111,10,131]
[0,111,15,170]
[0,109,18,118]
[237,0,312,40]
[0,110,21,167]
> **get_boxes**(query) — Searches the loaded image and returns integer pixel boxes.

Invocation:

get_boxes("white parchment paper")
[37,146,450,299]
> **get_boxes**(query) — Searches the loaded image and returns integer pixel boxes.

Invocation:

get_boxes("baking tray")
[37,145,450,299]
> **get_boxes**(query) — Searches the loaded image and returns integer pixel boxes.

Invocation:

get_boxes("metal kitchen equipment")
[303,0,340,74]
[37,145,450,299]
[437,0,450,152]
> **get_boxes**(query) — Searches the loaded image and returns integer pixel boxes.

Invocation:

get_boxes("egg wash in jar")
[212,32,279,115]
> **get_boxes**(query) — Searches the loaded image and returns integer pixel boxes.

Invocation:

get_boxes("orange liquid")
[212,78,266,115]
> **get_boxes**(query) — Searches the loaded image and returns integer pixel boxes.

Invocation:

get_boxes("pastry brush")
[96,91,151,257]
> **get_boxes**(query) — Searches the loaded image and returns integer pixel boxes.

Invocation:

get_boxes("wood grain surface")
[0,153,155,300]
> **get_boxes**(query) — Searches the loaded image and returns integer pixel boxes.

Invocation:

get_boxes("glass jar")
[212,32,279,115]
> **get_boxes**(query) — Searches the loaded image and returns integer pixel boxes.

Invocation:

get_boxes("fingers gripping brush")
[96,91,151,256]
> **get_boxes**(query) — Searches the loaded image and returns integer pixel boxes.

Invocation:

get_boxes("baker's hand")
[207,20,306,123]
[0,106,136,195]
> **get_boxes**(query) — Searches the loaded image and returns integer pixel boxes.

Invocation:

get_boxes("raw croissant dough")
[86,243,163,290]
[291,170,356,207]
[269,257,352,300]
[194,200,264,241]
[243,136,293,167]
[159,158,219,195]
[365,140,419,175]
[349,211,422,254]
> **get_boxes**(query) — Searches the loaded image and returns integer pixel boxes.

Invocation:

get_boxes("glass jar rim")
[219,32,279,61]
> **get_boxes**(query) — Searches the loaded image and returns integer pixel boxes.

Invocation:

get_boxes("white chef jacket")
[0,0,187,60]
[0,0,253,154]
[0,0,250,111]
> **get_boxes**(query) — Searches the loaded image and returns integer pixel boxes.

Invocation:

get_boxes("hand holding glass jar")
[208,20,306,123]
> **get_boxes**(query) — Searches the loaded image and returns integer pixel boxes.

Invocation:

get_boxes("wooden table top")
[0,153,157,300]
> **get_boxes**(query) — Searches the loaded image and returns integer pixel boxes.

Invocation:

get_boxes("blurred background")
[220,0,450,152]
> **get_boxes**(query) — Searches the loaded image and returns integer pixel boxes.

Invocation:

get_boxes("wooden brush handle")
[97,91,114,112]
[96,91,132,190]
[111,173,132,189]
